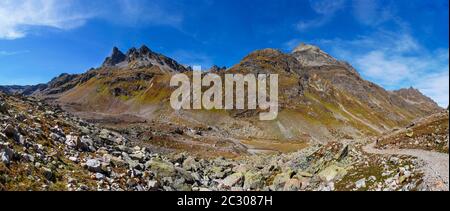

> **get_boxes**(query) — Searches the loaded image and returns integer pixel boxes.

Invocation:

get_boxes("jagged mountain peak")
[102,47,127,67]
[101,45,188,72]
[139,45,151,54]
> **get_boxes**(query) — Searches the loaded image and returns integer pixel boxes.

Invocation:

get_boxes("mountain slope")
[2,44,442,155]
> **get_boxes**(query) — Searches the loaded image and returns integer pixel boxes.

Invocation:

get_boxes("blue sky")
[0,0,448,106]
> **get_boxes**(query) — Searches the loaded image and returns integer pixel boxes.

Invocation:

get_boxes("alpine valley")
[0,43,448,191]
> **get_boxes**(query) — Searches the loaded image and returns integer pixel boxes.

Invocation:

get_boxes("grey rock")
[86,159,102,173]
[79,136,94,152]
[1,147,14,164]
[123,153,139,169]
[95,173,105,180]
[147,180,160,191]
[65,135,79,148]
[104,154,127,168]
[355,178,366,189]
[317,165,347,183]
[146,159,176,178]
[222,172,244,188]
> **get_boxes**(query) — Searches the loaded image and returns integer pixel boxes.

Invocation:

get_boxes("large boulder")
[85,159,102,173]
[146,159,177,178]
[222,172,244,188]
[78,136,95,152]
[317,165,347,183]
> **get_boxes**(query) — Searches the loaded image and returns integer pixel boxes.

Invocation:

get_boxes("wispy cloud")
[296,0,404,31]
[0,0,94,39]
[0,0,184,40]
[416,70,449,108]
[0,50,30,56]
[352,0,396,26]
[110,0,183,28]
[296,0,346,31]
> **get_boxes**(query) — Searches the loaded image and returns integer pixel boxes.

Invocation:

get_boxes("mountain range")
[1,43,448,191]
[0,43,442,156]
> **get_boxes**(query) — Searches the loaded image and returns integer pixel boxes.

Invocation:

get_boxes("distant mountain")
[0,84,47,96]
[0,44,443,154]
[392,87,441,113]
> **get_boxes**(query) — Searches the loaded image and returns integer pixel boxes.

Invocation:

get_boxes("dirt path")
[363,142,449,191]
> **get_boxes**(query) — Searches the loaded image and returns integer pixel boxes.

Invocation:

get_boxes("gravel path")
[363,142,449,191]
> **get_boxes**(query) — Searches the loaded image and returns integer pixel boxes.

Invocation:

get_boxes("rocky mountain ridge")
[0,44,443,155]
[102,45,190,72]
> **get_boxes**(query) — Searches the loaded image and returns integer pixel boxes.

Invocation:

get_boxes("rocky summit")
[0,44,448,191]
[102,45,190,72]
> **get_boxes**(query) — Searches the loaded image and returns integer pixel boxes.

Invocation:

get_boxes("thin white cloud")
[0,50,30,56]
[352,0,395,26]
[112,0,183,27]
[296,0,346,31]
[296,17,330,31]
[355,51,412,85]
[0,0,94,39]
[310,0,347,15]
[416,70,449,107]
[0,0,184,40]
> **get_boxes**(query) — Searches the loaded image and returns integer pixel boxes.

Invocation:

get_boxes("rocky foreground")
[0,93,446,191]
